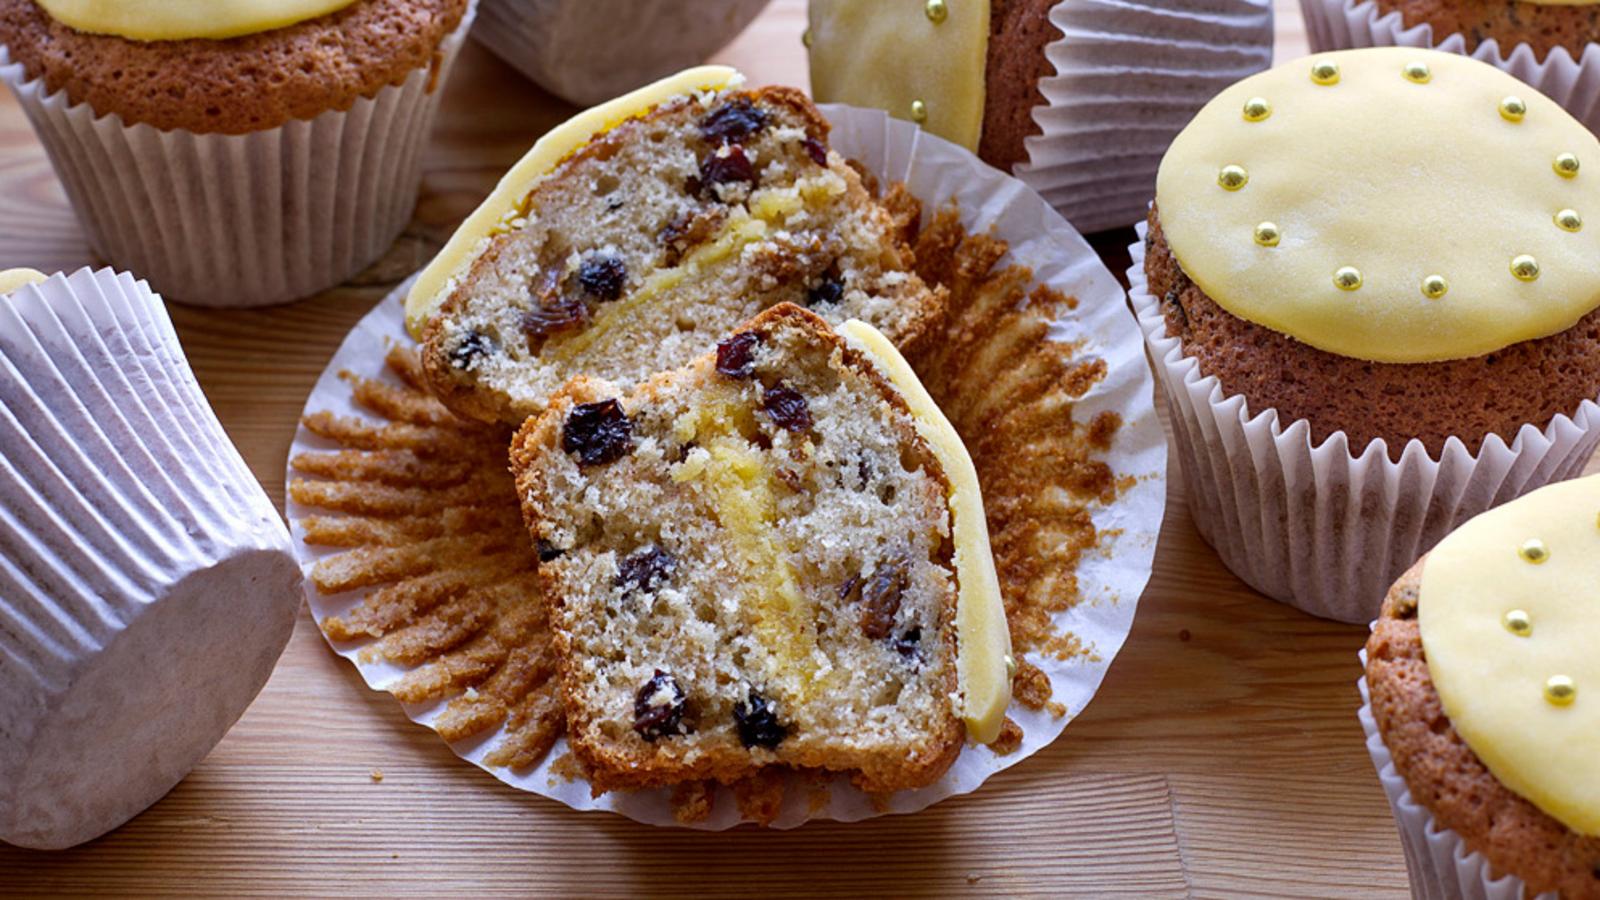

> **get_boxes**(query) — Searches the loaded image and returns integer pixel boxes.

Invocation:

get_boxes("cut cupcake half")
[406,65,945,426]
[508,303,1008,793]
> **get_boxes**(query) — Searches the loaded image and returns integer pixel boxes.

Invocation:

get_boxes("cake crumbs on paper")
[986,717,1024,756]
[546,752,585,787]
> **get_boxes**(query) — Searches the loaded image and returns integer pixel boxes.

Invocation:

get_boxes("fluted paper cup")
[1014,0,1274,235]
[1301,0,1600,137]
[0,2,476,309]
[473,0,769,106]
[0,269,301,850]
[1129,223,1600,622]
[1357,656,1554,900]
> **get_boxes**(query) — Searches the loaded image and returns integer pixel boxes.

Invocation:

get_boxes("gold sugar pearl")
[1311,61,1340,85]
[1334,266,1363,291]
[1402,61,1432,83]
[802,27,813,48]
[1500,96,1527,122]
[1555,152,1581,178]
[1253,221,1280,247]
[1242,97,1272,122]
[1556,209,1583,232]
[1503,609,1533,637]
[1545,675,1577,707]
[1004,653,1017,678]
[1420,274,1448,300]
[1511,254,1541,282]
[910,99,928,123]
[1218,165,1249,191]
[925,0,949,24]
[1519,538,1550,563]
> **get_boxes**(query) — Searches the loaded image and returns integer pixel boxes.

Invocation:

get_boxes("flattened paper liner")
[0,1,476,308]
[1129,222,1600,623]
[1016,0,1274,235]
[473,0,769,106]
[1301,0,1600,138]
[1357,654,1556,900]
[0,268,300,849]
[287,104,1167,827]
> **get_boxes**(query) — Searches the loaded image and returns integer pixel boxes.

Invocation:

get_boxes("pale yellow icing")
[404,65,739,338]
[1419,474,1600,837]
[1156,47,1600,364]
[36,0,357,41]
[807,0,989,153]
[0,268,47,294]
[838,319,1012,744]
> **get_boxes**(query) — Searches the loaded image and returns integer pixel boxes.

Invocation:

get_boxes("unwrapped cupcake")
[0,267,302,849]
[1130,46,1600,621]
[806,0,1274,234]
[1361,474,1600,899]
[0,0,476,307]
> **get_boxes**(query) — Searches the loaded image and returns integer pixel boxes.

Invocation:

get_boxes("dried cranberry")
[733,689,786,749]
[616,545,676,597]
[698,144,758,194]
[699,98,770,145]
[805,275,844,308]
[801,137,828,166]
[536,540,565,562]
[893,627,922,660]
[562,398,634,467]
[449,331,496,369]
[520,297,588,350]
[633,669,687,741]
[857,557,908,640]
[715,331,761,379]
[761,383,812,432]
[576,254,627,301]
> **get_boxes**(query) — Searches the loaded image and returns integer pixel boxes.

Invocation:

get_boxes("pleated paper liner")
[0,1,477,309]
[1128,222,1600,624]
[0,268,301,850]
[472,0,770,106]
[286,104,1167,827]
[1016,0,1274,235]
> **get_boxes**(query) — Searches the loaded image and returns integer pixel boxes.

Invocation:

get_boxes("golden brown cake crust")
[977,0,1061,173]
[1369,0,1600,62]
[1366,560,1600,898]
[1143,207,1600,460]
[0,0,468,134]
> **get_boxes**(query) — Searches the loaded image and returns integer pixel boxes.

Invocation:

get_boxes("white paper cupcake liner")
[1129,223,1600,622]
[0,2,476,309]
[1301,0,1600,136]
[0,269,302,849]
[472,0,769,106]
[1014,0,1274,235]
[1356,652,1556,900]
[286,104,1170,828]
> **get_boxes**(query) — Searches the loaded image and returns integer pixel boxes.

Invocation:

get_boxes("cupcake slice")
[1364,474,1600,898]
[1358,0,1600,61]
[508,303,1010,793]
[405,65,944,426]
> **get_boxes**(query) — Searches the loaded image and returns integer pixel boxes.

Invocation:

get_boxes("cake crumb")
[547,752,586,786]
[671,781,716,825]
[986,717,1024,756]
[966,874,982,885]
[369,769,384,783]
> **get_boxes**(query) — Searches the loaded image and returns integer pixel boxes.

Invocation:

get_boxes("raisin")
[633,669,687,741]
[761,383,812,432]
[733,688,786,749]
[893,627,922,660]
[858,556,908,640]
[536,540,565,562]
[801,137,828,166]
[697,144,758,194]
[520,296,588,350]
[449,331,495,369]
[805,275,844,308]
[576,254,627,301]
[700,98,770,145]
[716,331,761,379]
[562,398,634,466]
[616,545,676,597]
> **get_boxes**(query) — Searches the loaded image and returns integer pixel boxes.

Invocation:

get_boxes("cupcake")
[472,0,770,106]
[0,0,475,308]
[1131,47,1600,621]
[0,267,302,849]
[1361,474,1600,899]
[806,0,1274,234]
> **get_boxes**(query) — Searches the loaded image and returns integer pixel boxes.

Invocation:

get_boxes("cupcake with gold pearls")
[1130,47,1600,621]
[1360,474,1600,898]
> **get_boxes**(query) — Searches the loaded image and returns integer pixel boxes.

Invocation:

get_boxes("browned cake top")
[1370,0,1600,61]
[1366,560,1600,898]
[0,0,468,133]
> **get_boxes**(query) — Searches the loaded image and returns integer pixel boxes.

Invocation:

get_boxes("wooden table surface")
[3,2,1592,895]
